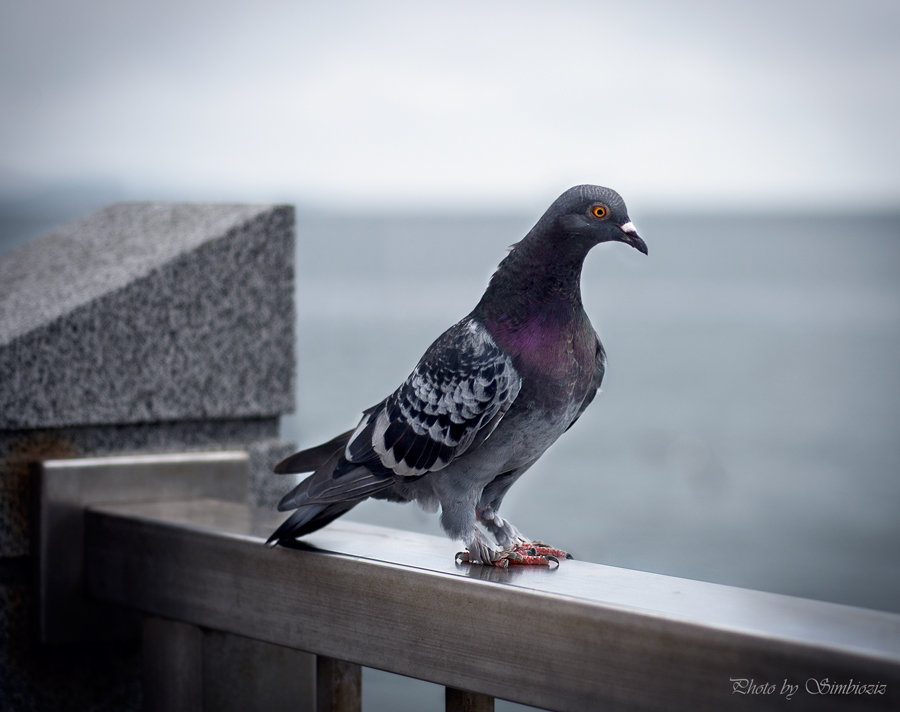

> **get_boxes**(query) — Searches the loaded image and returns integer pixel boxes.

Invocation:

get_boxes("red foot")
[455,550,560,567]
[513,543,571,559]
[508,552,559,566]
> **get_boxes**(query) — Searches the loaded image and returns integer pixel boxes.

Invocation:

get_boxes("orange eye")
[591,204,608,219]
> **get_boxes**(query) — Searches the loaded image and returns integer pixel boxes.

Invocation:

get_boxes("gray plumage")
[269,185,647,564]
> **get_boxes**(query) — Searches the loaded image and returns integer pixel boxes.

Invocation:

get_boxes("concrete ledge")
[0,203,295,429]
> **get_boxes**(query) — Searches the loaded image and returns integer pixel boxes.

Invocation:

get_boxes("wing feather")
[345,316,520,477]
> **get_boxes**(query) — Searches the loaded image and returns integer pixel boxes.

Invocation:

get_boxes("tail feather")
[266,500,361,545]
[277,448,344,511]
[269,430,394,546]
[273,429,355,474]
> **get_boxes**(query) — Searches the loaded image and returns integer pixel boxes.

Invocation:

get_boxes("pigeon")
[269,185,647,566]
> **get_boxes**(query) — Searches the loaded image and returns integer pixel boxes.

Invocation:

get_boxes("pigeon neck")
[477,235,588,328]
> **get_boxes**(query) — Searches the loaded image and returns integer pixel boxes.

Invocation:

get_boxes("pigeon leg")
[455,548,559,568]
[476,506,524,548]
[456,533,502,566]
[477,507,572,560]
[456,528,559,568]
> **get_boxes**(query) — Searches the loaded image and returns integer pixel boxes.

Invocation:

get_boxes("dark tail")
[266,499,362,545]
[268,429,391,546]
[273,429,355,474]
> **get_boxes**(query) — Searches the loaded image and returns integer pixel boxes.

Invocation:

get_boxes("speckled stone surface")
[0,203,295,429]
[248,437,299,509]
[0,202,298,556]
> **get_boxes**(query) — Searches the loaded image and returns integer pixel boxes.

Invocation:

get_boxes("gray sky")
[2,0,899,211]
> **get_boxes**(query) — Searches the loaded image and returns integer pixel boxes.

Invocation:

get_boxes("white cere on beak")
[619,221,637,235]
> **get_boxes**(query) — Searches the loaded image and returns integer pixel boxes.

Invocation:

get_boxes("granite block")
[0,203,296,429]
[248,438,301,509]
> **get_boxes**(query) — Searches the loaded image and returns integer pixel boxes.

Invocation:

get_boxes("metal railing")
[39,455,900,711]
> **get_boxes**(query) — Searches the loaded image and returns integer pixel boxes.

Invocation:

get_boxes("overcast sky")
[1,0,899,211]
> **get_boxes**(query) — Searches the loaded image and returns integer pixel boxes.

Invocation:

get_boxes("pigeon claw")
[455,549,559,568]
[509,552,559,567]
[456,550,511,567]
[513,541,571,560]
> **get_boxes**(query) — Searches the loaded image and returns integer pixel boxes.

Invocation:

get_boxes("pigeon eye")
[590,204,608,219]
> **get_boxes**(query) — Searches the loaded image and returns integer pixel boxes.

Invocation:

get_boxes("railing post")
[317,655,362,712]
[143,617,203,712]
[446,687,495,712]
[143,615,317,712]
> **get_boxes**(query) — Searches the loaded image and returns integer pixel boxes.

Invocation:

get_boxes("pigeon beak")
[618,221,648,255]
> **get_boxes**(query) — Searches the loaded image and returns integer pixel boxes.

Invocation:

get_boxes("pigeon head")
[479,184,647,323]
[535,184,648,256]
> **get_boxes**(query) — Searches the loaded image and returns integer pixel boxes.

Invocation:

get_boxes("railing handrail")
[84,496,900,711]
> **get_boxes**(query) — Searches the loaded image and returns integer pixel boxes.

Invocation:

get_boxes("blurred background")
[2,1,899,708]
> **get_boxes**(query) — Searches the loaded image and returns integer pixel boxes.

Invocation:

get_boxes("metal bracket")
[36,450,248,644]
